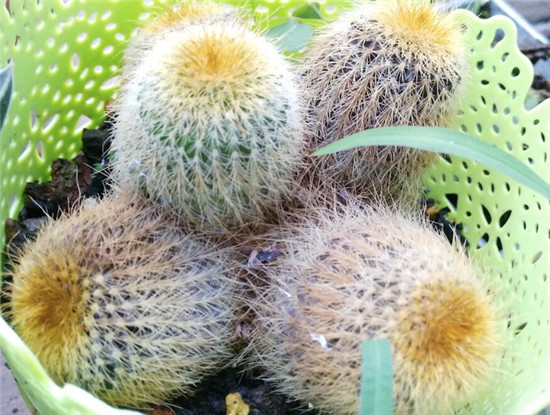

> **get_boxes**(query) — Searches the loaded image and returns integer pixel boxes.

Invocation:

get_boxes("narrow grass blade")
[360,339,393,415]
[0,66,13,131]
[313,126,550,200]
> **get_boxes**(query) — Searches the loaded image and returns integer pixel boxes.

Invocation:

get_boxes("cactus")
[299,0,467,207]
[5,194,237,409]
[245,202,501,415]
[112,19,303,229]
[122,1,236,82]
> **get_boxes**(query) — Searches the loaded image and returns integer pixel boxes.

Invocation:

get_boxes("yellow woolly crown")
[375,1,463,53]
[143,2,223,33]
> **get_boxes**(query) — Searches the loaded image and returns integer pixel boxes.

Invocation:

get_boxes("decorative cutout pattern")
[424,11,550,415]
[0,3,548,415]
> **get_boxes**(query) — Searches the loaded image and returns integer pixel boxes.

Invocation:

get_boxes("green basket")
[0,1,548,414]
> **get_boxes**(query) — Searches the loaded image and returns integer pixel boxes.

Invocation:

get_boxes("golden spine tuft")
[299,0,468,207]
[243,202,501,415]
[121,1,235,82]
[142,2,225,34]
[6,194,237,409]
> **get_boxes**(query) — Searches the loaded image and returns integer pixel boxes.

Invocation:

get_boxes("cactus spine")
[113,20,303,228]
[300,1,467,206]
[245,203,500,415]
[6,195,237,408]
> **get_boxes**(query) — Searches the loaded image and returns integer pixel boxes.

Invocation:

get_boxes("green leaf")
[360,339,393,415]
[313,126,550,201]
[293,3,322,19]
[0,66,13,132]
[266,20,314,52]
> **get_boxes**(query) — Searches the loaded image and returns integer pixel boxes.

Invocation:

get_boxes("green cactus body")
[6,195,237,409]
[300,1,467,206]
[245,202,501,415]
[112,21,303,228]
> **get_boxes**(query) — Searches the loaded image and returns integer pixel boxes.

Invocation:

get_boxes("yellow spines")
[376,0,464,54]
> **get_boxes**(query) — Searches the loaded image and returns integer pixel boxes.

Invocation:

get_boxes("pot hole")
[18,141,31,162]
[9,195,16,212]
[496,236,503,258]
[42,114,59,132]
[91,38,101,50]
[76,114,92,132]
[445,193,458,210]
[87,12,98,24]
[101,75,120,90]
[498,210,512,227]
[491,29,505,48]
[255,5,269,14]
[531,251,542,264]
[477,233,489,248]
[71,53,80,70]
[30,109,37,129]
[138,11,151,21]
[481,205,492,224]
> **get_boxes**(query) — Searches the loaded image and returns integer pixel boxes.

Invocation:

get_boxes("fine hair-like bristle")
[112,19,304,229]
[299,0,468,208]
[243,201,501,415]
[5,194,238,409]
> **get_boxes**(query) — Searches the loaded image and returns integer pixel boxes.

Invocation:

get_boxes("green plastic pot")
[0,1,548,414]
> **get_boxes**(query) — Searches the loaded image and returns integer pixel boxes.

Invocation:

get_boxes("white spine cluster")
[112,21,303,229]
[245,202,500,415]
[8,195,237,408]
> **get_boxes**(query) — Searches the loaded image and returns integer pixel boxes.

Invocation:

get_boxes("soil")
[157,368,310,415]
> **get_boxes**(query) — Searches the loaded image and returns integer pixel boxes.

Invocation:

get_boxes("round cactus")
[112,19,303,229]
[300,1,467,206]
[245,203,501,415]
[122,1,236,81]
[6,194,237,409]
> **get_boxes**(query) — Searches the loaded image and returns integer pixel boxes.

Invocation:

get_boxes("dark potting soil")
[156,368,311,415]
